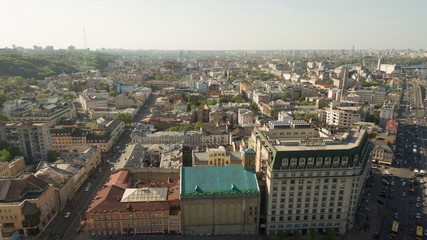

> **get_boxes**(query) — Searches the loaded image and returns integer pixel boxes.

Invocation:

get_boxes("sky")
[1,0,426,50]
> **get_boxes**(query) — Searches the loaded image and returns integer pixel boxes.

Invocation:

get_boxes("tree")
[325,228,336,240]
[293,230,301,240]
[66,80,75,91]
[116,113,132,124]
[326,79,334,85]
[194,121,203,130]
[284,92,292,99]
[0,149,11,162]
[309,229,318,240]
[249,101,258,111]
[207,99,217,105]
[277,230,287,240]
[64,92,74,102]
[47,150,59,162]
[0,113,11,121]
[365,112,380,124]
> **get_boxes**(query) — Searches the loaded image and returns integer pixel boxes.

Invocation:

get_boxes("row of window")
[270,221,341,229]
[91,214,168,220]
[271,213,341,222]
[271,201,344,210]
[92,221,168,228]
[281,156,355,168]
[91,228,168,236]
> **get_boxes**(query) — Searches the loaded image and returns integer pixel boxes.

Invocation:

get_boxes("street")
[37,94,157,240]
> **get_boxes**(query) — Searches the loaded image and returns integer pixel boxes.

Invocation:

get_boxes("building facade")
[250,126,371,236]
[180,166,260,235]
[0,121,52,162]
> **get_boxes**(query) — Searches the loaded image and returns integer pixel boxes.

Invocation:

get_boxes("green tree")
[66,80,75,91]
[309,229,318,240]
[277,230,287,240]
[325,228,336,240]
[365,112,380,124]
[207,99,217,105]
[116,113,132,124]
[326,79,334,85]
[0,113,11,121]
[194,121,203,130]
[249,101,258,111]
[47,150,59,162]
[64,92,74,102]
[109,89,118,96]
[0,149,11,162]
[284,92,292,99]
[293,230,301,240]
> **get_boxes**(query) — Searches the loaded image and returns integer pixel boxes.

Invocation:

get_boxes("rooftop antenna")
[83,28,88,51]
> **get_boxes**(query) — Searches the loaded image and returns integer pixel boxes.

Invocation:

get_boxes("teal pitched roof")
[180,165,259,195]
[242,148,256,155]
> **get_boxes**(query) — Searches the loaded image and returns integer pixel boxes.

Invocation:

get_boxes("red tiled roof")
[26,175,49,189]
[105,170,130,189]
[86,185,170,213]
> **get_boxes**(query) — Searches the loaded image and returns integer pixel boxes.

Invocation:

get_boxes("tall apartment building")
[325,102,362,128]
[0,121,52,162]
[250,126,371,236]
[10,103,75,127]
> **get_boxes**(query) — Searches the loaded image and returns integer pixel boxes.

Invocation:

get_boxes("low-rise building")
[86,172,180,235]
[0,174,58,237]
[372,142,393,165]
[180,165,260,235]
[0,156,26,178]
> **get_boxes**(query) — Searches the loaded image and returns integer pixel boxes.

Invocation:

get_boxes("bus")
[390,221,399,237]
[416,226,423,240]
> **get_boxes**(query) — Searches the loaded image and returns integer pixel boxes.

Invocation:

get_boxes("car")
[403,192,407,197]
[391,181,395,186]
[416,213,421,219]
[417,197,421,202]
[378,200,385,205]
[394,213,399,219]
[402,182,406,187]
[424,229,427,236]
[64,212,71,218]
[416,202,420,208]
[84,187,89,192]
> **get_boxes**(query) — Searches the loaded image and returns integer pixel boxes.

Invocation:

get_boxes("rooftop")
[180,165,259,196]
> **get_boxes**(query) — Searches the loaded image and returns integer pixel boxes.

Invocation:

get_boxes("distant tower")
[377,57,383,70]
[241,148,256,170]
[340,68,348,101]
[83,28,88,50]
[352,45,355,56]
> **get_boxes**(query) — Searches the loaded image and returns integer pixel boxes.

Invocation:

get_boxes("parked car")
[64,212,71,218]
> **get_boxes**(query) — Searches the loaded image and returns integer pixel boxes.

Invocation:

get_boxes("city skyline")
[1,0,426,50]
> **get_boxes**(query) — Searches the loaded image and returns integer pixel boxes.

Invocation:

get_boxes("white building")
[326,102,362,127]
[197,81,209,93]
[238,109,255,127]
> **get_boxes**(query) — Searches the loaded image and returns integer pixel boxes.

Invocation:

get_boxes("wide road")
[39,94,157,240]
[379,80,427,240]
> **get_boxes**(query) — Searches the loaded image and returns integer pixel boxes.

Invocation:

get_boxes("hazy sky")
[1,0,426,50]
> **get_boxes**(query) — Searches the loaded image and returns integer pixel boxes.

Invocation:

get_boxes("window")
[308,157,314,167]
[299,158,306,167]
[316,157,323,167]
[281,158,289,167]
[333,157,340,166]
[325,157,331,166]
[290,158,297,167]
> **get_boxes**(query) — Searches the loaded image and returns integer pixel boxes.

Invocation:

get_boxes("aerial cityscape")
[0,1,426,240]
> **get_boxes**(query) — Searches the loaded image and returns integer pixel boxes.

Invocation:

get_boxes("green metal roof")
[180,165,259,195]
[242,148,256,155]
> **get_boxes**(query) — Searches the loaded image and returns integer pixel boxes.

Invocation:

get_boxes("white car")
[402,192,407,197]
[417,197,421,202]
[416,203,420,208]
[402,182,406,187]
[421,179,424,184]
[64,212,71,218]
[394,213,399,219]
[391,181,395,186]
[416,213,421,219]
[84,187,90,192]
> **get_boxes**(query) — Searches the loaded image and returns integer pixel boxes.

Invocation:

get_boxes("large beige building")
[250,126,371,236]
[0,121,52,162]
[180,165,260,236]
[372,142,393,165]
[0,174,58,238]
[0,157,26,178]
[79,89,109,111]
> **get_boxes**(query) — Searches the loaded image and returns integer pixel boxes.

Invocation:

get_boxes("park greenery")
[0,54,77,79]
[165,121,203,131]
[0,141,22,162]
[116,113,133,124]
